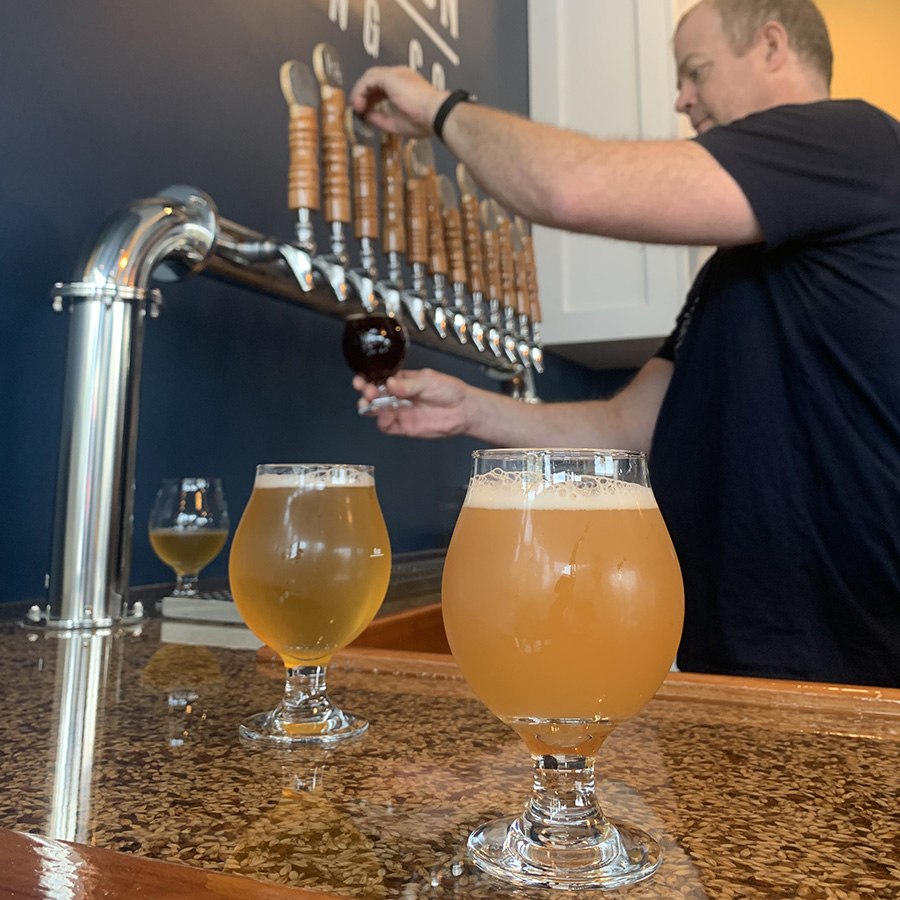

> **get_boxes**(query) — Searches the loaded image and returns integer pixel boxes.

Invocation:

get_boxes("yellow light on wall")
[816,0,900,118]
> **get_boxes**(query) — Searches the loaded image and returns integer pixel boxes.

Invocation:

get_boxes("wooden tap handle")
[459,193,485,294]
[443,205,467,284]
[439,174,467,286]
[287,106,320,212]
[496,213,517,311]
[514,247,531,317]
[520,228,542,322]
[405,177,429,265]
[320,86,351,224]
[351,143,378,240]
[280,60,320,212]
[381,134,406,254]
[480,201,502,301]
[424,171,448,276]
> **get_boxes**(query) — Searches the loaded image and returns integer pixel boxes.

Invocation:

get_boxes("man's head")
[674,0,832,134]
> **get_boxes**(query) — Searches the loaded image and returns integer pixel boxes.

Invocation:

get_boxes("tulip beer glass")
[442,449,684,890]
[342,312,412,415]
[229,464,391,745]
[149,477,230,597]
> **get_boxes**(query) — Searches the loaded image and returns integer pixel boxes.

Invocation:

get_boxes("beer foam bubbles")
[465,470,658,510]
[254,465,375,489]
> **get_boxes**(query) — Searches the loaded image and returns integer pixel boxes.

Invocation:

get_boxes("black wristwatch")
[433,89,475,141]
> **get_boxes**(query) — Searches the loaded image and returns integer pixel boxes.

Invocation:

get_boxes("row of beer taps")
[276,43,544,374]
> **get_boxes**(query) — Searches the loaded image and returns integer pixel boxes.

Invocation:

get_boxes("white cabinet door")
[528,0,692,369]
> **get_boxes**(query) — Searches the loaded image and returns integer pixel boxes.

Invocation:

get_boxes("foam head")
[254,465,374,490]
[464,469,657,510]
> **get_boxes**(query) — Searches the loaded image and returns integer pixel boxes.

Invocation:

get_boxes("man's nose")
[674,84,693,115]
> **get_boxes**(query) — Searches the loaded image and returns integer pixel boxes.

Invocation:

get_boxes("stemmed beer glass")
[229,464,391,745]
[342,312,412,415]
[441,449,684,890]
[149,477,230,597]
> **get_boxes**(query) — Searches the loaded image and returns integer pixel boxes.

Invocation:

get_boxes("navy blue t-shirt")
[650,100,900,686]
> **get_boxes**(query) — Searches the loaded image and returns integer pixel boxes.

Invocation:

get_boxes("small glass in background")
[149,477,230,598]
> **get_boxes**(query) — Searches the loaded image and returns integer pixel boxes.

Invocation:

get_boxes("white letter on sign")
[328,0,349,31]
[408,38,424,73]
[363,0,381,58]
[440,0,459,39]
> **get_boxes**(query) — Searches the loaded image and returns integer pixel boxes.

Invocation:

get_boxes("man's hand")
[349,66,448,138]
[353,368,473,438]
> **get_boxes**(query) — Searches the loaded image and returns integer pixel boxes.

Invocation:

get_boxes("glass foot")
[468,815,661,891]
[238,708,368,747]
[358,394,412,416]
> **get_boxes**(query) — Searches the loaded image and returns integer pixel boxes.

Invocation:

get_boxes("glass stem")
[278,665,335,725]
[173,572,199,596]
[517,755,615,850]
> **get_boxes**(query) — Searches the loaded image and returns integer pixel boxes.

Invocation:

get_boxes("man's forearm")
[463,395,620,449]
[461,357,672,454]
[439,102,760,246]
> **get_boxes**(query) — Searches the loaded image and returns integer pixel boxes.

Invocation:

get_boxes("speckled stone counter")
[0,613,897,899]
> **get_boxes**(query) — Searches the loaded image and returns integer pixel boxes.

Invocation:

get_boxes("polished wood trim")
[0,830,349,900]
[660,669,900,714]
[350,602,450,654]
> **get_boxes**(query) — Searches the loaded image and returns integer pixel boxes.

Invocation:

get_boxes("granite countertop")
[0,605,898,899]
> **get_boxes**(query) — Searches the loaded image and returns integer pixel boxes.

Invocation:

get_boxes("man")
[349,0,900,687]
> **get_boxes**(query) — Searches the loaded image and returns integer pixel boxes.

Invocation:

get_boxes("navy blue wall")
[0,1,630,603]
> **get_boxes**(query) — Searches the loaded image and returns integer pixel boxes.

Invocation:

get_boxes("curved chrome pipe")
[37,187,218,630]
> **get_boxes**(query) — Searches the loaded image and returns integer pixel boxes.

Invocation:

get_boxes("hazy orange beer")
[443,465,682,754]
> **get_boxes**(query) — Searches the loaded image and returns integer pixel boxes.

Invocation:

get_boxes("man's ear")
[759,20,790,71]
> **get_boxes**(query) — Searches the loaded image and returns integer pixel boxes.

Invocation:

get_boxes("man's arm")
[349,66,762,247]
[354,357,673,454]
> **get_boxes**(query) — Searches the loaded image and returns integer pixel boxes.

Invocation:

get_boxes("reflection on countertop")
[0,579,898,899]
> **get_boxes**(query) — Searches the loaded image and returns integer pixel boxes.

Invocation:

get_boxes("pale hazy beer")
[229,467,391,668]
[442,450,683,888]
[149,527,228,576]
[442,462,683,756]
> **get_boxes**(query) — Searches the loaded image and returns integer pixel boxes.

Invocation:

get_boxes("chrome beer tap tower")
[38,46,545,631]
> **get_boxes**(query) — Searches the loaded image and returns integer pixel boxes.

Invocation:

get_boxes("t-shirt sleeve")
[655,328,677,361]
[695,101,899,249]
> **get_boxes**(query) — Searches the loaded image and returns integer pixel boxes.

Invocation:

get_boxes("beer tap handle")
[510,224,531,318]
[441,174,483,350]
[480,199,503,306]
[456,164,485,296]
[406,140,450,338]
[508,222,533,369]
[399,144,430,331]
[313,44,351,229]
[344,109,378,243]
[381,133,406,258]
[482,199,521,365]
[517,215,544,373]
[341,108,379,310]
[404,170,429,268]
[408,140,448,280]
[438,176,467,288]
[516,216,542,322]
[493,202,518,315]
[279,60,320,259]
